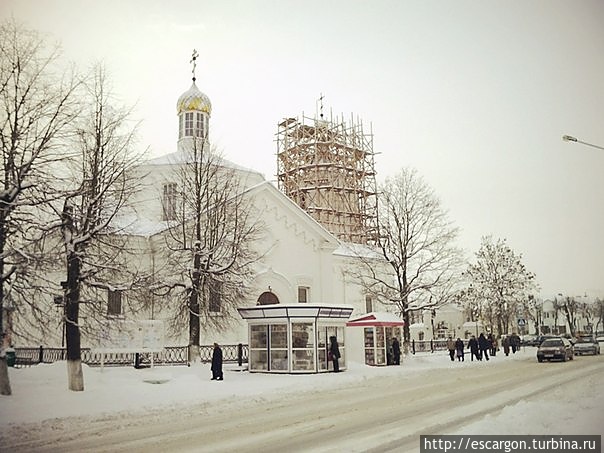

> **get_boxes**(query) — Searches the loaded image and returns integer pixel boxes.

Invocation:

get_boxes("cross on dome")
[190,49,199,82]
[177,50,212,149]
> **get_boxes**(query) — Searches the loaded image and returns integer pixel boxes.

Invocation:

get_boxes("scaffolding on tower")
[276,109,378,245]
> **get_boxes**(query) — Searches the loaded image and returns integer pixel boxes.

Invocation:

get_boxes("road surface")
[3,353,603,452]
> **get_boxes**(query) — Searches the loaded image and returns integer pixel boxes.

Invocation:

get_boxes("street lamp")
[562,135,604,151]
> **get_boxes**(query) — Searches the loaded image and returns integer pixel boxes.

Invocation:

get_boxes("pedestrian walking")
[510,333,520,353]
[468,335,481,361]
[478,333,490,361]
[502,336,510,356]
[447,336,456,361]
[489,333,497,357]
[211,342,223,380]
[455,337,465,361]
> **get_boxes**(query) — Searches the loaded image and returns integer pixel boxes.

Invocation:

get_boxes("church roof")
[346,312,405,327]
[143,150,262,176]
[177,82,212,115]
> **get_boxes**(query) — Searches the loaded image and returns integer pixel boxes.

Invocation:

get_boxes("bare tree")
[350,168,463,345]
[522,295,542,336]
[149,139,262,357]
[0,19,79,395]
[593,298,603,335]
[464,236,538,336]
[53,65,143,391]
[558,295,580,337]
[577,298,596,335]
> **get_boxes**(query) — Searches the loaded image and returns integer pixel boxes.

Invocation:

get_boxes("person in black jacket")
[329,336,341,372]
[391,337,401,365]
[455,337,465,361]
[468,335,481,361]
[478,333,490,361]
[509,333,521,353]
[211,342,223,380]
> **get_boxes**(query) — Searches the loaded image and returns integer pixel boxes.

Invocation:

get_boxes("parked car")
[536,335,559,345]
[521,335,539,346]
[536,337,574,362]
[573,336,601,355]
[560,333,578,344]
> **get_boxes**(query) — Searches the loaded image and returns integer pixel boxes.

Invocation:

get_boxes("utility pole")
[562,135,604,151]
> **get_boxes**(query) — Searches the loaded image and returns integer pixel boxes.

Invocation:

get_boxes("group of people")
[447,332,522,362]
[213,331,519,378]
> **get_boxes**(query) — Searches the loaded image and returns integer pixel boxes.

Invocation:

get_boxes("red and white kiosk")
[346,312,405,366]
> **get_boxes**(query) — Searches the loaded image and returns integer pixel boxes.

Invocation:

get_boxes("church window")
[257,291,279,305]
[196,112,205,137]
[179,115,183,139]
[162,182,178,221]
[185,112,194,136]
[298,287,309,303]
[107,289,122,316]
[209,279,222,313]
[365,295,373,313]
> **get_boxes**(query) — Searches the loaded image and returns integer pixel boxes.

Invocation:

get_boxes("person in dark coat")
[502,335,511,356]
[468,335,481,361]
[478,333,490,361]
[329,336,341,372]
[211,342,223,380]
[510,333,520,353]
[489,333,498,357]
[391,337,401,365]
[455,337,465,361]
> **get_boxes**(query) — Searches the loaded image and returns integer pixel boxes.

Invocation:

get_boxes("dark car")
[521,335,539,346]
[536,335,558,345]
[537,337,574,362]
[573,336,601,355]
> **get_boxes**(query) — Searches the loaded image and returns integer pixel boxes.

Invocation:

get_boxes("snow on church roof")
[346,312,404,327]
[143,150,263,176]
[333,242,384,260]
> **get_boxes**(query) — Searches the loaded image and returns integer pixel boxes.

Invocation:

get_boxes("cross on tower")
[318,93,325,119]
[190,49,199,82]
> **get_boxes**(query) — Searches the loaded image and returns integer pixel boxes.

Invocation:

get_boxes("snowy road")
[4,353,603,452]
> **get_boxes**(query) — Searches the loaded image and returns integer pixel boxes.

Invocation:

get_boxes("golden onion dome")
[176,82,212,115]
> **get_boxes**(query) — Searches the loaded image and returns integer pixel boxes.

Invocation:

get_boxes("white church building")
[100,68,395,372]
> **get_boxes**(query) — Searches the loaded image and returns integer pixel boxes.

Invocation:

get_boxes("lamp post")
[562,135,604,151]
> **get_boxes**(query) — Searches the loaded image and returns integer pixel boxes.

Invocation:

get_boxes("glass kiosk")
[238,304,353,373]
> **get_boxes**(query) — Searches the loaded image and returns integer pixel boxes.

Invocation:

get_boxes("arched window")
[257,291,279,305]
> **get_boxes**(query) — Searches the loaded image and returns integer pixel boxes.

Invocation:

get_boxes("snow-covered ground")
[1,347,603,445]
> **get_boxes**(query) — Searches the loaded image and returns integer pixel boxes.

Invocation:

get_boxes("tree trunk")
[67,359,84,391]
[188,250,202,354]
[0,357,11,395]
[0,252,11,395]
[402,310,411,344]
[65,251,84,391]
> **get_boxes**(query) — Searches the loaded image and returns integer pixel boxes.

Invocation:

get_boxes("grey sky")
[4,0,603,299]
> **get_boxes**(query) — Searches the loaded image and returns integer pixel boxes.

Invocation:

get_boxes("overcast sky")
[4,0,604,299]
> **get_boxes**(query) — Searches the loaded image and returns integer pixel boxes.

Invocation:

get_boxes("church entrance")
[257,291,279,305]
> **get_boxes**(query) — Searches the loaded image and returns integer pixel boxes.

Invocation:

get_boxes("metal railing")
[12,344,249,368]
[410,339,469,354]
